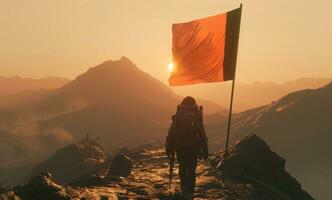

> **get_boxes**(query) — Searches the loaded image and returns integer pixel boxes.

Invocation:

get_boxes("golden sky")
[1,0,331,83]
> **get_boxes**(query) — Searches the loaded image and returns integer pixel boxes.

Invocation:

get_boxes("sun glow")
[168,63,174,73]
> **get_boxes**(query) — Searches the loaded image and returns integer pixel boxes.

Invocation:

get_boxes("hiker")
[166,96,209,200]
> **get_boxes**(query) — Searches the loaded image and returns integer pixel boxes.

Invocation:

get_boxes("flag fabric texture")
[169,6,242,86]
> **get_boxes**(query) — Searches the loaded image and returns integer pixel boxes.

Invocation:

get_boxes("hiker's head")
[181,96,197,106]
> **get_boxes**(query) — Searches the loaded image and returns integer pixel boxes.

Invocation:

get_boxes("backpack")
[173,104,202,150]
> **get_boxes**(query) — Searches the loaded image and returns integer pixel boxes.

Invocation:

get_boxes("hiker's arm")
[199,118,209,159]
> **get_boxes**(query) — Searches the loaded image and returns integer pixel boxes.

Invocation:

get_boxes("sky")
[1,0,331,84]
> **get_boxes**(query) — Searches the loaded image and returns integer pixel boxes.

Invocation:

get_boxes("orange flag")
[169,7,242,86]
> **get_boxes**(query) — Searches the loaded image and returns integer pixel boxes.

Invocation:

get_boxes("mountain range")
[0,68,329,113]
[174,77,331,112]
[0,76,70,95]
[0,57,223,171]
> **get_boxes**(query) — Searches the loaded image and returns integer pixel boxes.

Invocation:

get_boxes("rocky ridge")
[0,134,313,200]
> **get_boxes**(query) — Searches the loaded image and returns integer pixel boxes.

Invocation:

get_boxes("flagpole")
[224,3,242,156]
[225,80,235,155]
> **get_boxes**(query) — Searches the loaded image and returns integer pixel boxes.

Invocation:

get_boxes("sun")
[168,63,174,73]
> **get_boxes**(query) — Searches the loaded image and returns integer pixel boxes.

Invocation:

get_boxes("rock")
[26,137,107,184]
[100,196,108,200]
[218,134,286,179]
[107,154,132,178]
[217,134,313,200]
[0,191,20,200]
[16,172,70,200]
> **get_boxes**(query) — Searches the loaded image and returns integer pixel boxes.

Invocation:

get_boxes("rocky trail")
[0,134,314,200]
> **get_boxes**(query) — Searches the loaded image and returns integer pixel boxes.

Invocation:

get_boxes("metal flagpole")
[224,3,242,157]
[224,79,235,156]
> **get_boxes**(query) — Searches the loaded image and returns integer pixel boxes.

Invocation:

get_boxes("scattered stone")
[107,154,132,178]
[100,196,108,200]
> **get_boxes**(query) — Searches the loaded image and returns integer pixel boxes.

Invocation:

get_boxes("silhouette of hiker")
[166,96,209,200]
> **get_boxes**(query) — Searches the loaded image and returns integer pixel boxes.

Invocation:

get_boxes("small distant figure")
[85,133,90,140]
[166,96,209,200]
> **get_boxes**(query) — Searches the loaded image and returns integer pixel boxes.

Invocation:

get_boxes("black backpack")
[173,104,202,149]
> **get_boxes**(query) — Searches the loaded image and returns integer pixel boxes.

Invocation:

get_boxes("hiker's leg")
[183,153,191,194]
[187,153,198,194]
[176,151,187,194]
[182,150,196,195]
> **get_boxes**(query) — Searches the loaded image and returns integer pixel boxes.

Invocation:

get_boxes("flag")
[169,6,242,86]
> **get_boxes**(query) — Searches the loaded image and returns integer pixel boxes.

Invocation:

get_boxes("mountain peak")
[120,56,134,63]
[60,57,179,109]
[86,57,139,75]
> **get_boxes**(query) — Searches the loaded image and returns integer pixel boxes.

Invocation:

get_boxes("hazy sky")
[1,0,331,83]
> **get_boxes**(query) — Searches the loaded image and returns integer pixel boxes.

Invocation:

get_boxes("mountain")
[0,76,70,95]
[35,57,224,150]
[0,134,313,200]
[38,57,179,112]
[0,57,223,116]
[173,77,332,112]
[208,82,332,200]
[30,57,223,114]
[0,57,225,172]
[26,137,107,184]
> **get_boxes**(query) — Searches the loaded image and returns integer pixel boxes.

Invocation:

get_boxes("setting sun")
[168,63,174,73]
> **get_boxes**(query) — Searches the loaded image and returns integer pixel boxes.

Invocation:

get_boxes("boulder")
[26,137,107,184]
[16,172,69,200]
[107,154,132,178]
[218,134,313,200]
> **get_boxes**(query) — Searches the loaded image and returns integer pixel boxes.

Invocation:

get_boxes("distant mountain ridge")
[0,76,70,95]
[174,77,332,112]
[0,57,223,115]
[1,66,329,113]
